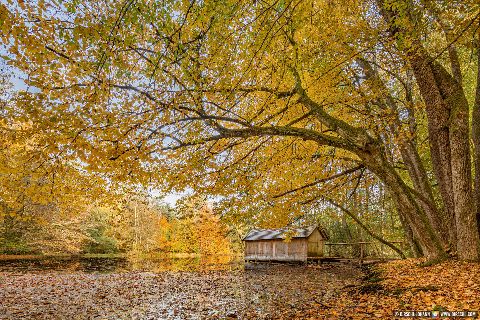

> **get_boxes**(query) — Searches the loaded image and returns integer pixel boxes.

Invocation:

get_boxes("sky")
[162,192,185,206]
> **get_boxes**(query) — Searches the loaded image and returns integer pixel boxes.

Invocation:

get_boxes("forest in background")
[0,189,237,256]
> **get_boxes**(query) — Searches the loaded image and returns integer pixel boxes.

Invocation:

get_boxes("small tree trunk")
[399,142,448,248]
[397,205,422,258]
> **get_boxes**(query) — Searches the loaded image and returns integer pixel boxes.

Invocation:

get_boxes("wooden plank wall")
[307,229,324,257]
[245,239,308,261]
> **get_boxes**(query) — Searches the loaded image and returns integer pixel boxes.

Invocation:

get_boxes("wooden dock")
[307,256,398,265]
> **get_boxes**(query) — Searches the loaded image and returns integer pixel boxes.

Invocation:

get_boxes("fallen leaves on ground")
[1,259,479,319]
[325,259,480,319]
[0,264,360,319]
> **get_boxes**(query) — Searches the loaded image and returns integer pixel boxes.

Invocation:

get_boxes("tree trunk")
[401,85,449,247]
[408,50,458,250]
[474,38,480,236]
[409,47,479,260]
[432,61,477,260]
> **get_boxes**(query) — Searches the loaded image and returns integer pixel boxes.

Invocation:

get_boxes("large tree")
[1,0,480,260]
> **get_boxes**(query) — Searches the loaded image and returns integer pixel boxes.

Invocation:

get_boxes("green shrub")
[0,238,37,255]
[82,227,119,254]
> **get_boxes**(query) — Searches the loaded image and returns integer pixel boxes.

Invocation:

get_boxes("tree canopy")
[1,0,480,260]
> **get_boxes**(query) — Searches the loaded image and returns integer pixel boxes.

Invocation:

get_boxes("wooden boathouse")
[243,225,329,262]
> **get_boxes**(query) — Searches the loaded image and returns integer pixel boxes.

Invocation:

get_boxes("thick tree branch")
[290,66,374,149]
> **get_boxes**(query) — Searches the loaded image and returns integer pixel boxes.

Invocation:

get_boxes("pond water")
[1,260,362,319]
[0,255,243,273]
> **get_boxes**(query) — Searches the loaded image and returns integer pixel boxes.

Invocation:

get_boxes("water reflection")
[130,255,242,272]
[0,255,243,273]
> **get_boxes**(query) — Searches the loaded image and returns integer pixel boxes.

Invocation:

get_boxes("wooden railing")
[323,241,405,262]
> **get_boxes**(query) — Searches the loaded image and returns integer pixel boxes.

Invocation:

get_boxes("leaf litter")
[0,263,360,319]
[1,259,479,319]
